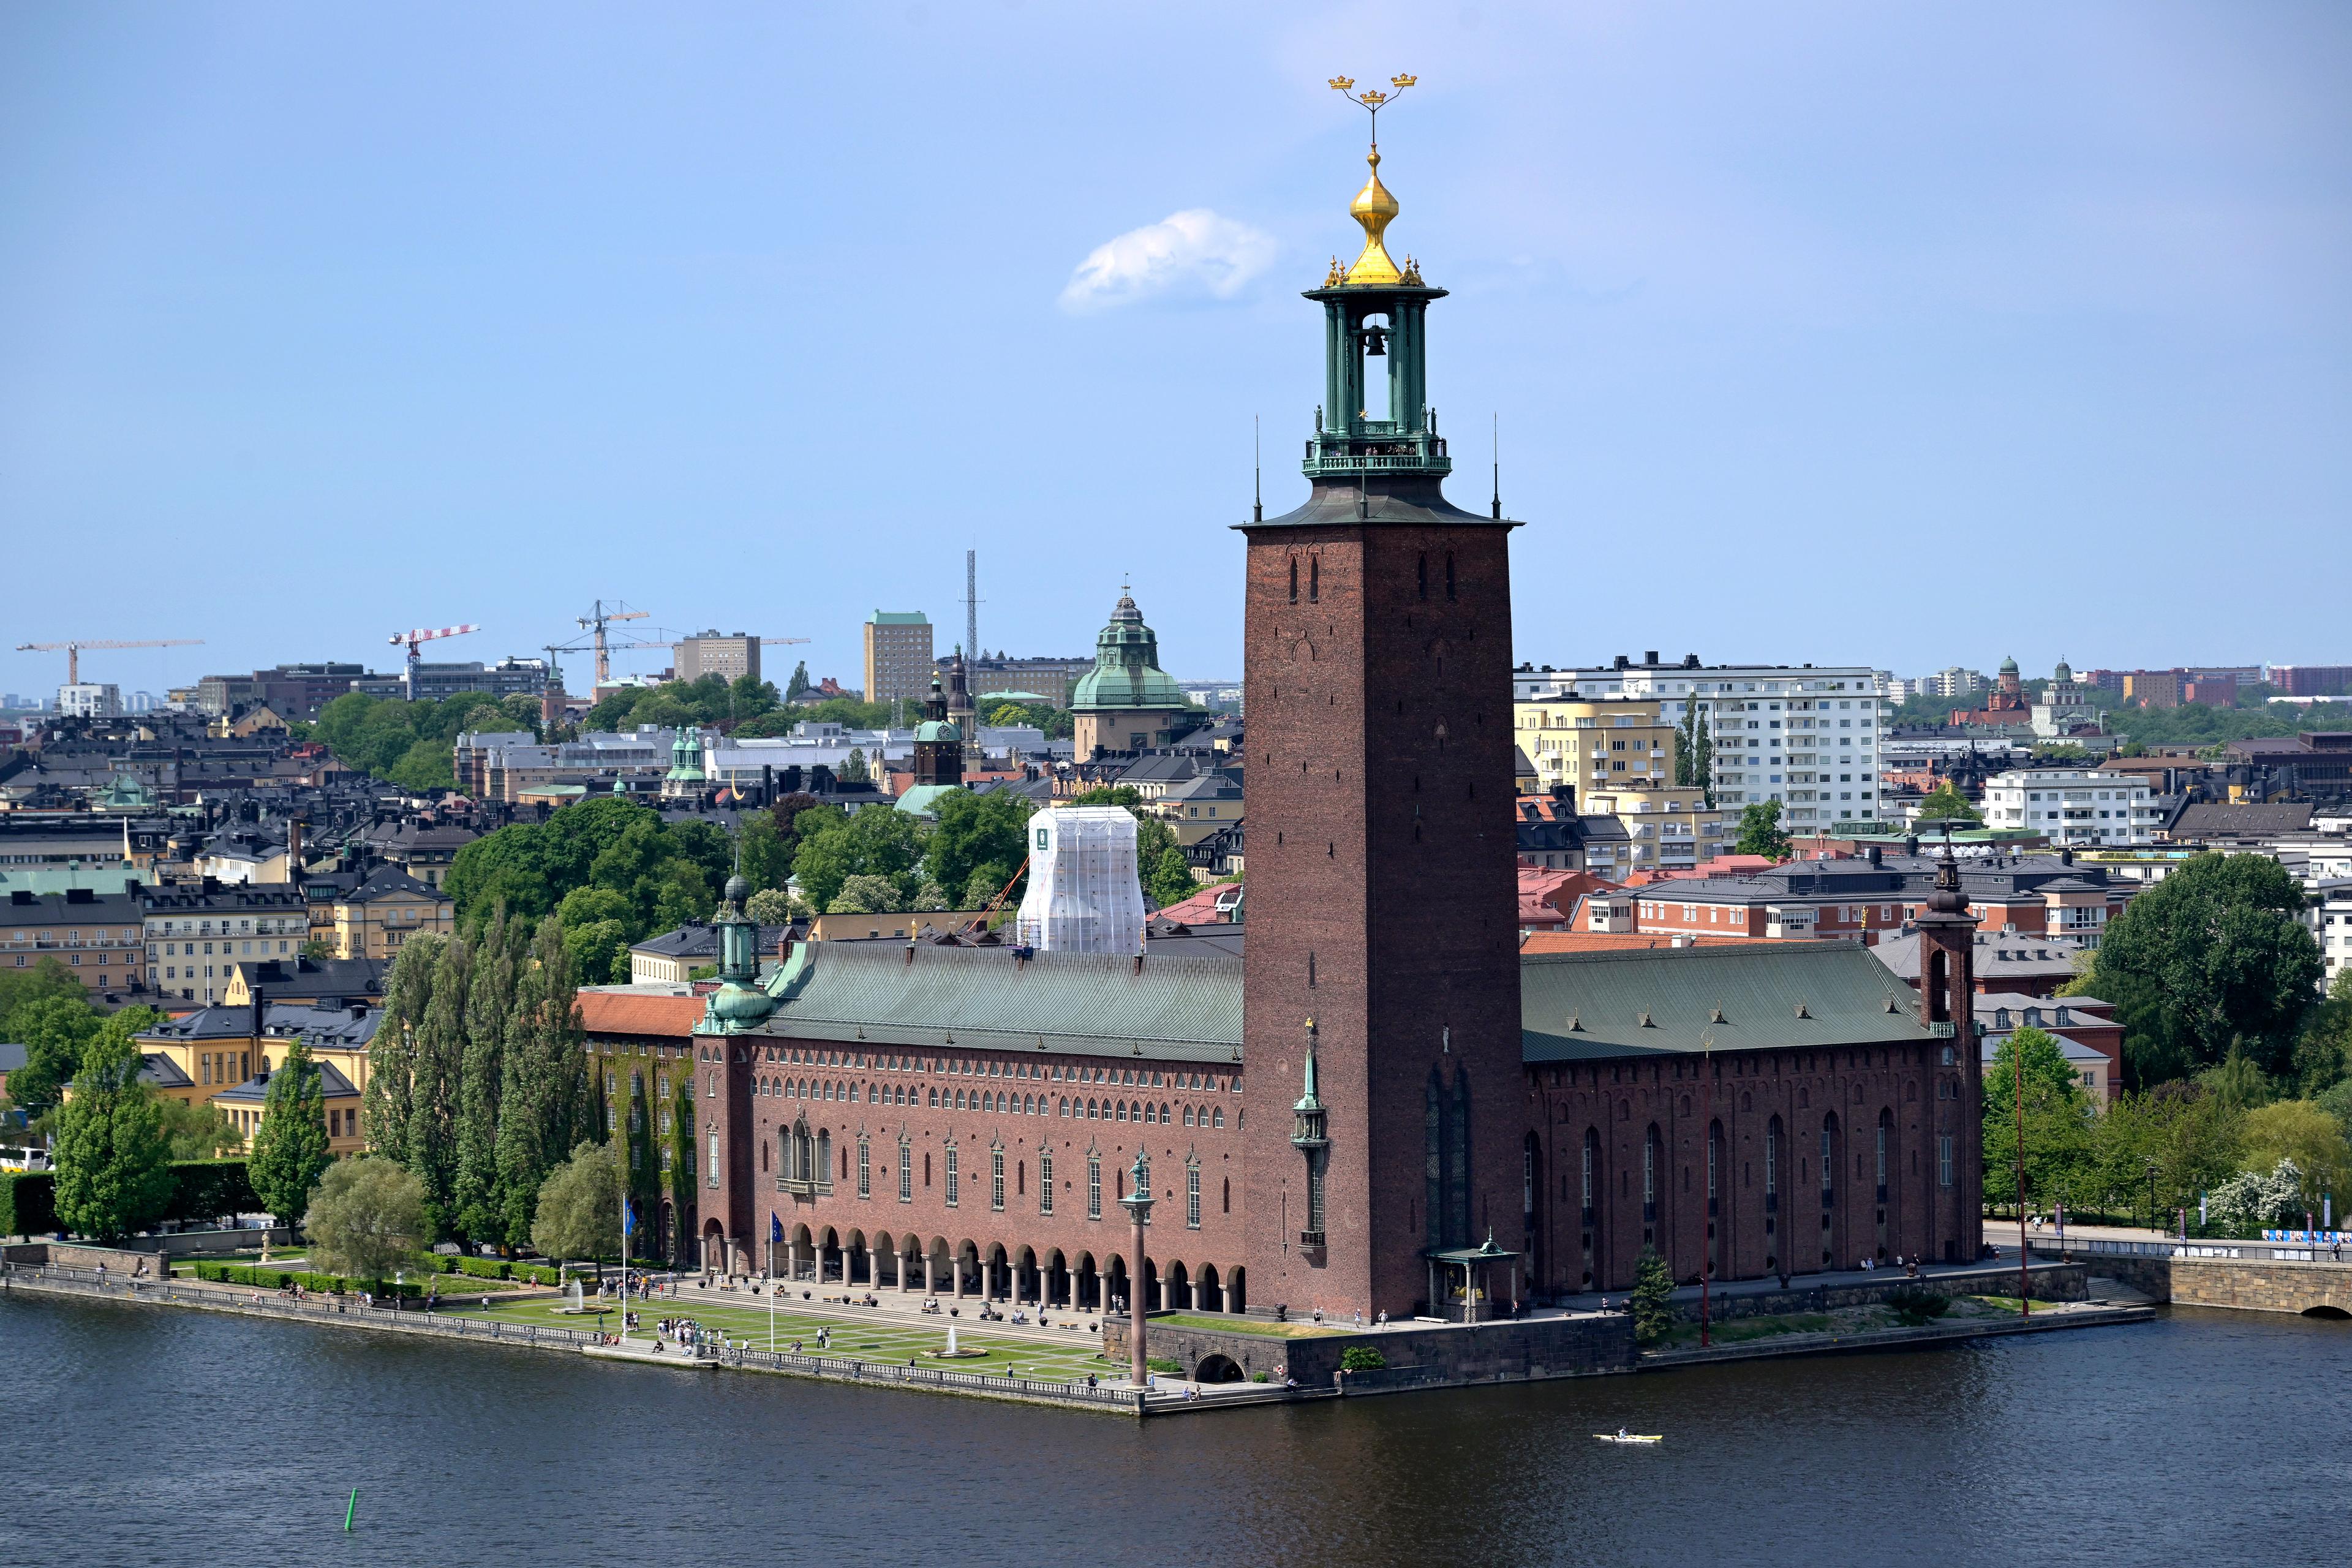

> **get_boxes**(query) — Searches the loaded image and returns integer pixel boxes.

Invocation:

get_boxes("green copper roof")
[1521,943,1929,1062]
[894,783,961,818]
[1069,591,1188,712]
[913,719,961,742]
[752,941,1242,1063]
[868,610,929,625]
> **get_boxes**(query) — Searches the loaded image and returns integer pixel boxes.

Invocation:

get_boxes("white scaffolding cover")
[1014,806,1146,954]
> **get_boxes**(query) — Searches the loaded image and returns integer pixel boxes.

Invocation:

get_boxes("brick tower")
[1912,832,1983,1262]
[1239,97,1524,1319]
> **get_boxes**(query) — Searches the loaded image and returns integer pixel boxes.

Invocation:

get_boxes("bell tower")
[1913,831,1983,1261]
[1238,78,1525,1319]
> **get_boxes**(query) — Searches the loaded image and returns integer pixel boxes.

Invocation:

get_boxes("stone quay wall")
[1107,1311,1637,1392]
[1672,1262,2087,1323]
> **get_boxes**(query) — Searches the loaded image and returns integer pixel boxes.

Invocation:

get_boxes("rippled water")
[3,1295,2343,1566]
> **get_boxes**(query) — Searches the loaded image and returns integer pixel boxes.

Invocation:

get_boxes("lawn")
[1152,1313,1342,1339]
[444,1293,1123,1384]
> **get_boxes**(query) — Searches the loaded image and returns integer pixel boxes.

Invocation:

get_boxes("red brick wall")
[1240,520,1524,1319]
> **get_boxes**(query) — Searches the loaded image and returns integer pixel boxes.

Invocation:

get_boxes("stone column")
[922,1251,937,1294]
[953,1256,968,1298]
[870,1248,884,1291]
[786,1239,801,1283]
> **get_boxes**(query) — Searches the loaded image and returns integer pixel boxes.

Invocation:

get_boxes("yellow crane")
[15,637,203,685]
[575,600,649,685]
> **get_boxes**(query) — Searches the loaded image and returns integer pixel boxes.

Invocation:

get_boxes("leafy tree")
[737,812,793,892]
[364,936,439,1155]
[1914,782,1982,823]
[2241,1100,2351,1211]
[792,803,925,911]
[531,1139,621,1265]
[157,1097,244,1159]
[744,888,797,926]
[556,886,631,930]
[405,933,472,1239]
[0,991,103,1117]
[1981,1027,2095,1215]
[51,1021,174,1242]
[1628,1248,1675,1344]
[2090,1083,2242,1224]
[2084,853,2322,1084]
[1673,704,1713,804]
[247,1041,331,1227]
[446,795,726,940]
[2196,1048,2277,1114]
[1148,845,1197,908]
[827,874,905,915]
[766,792,827,853]
[2208,1159,2306,1234]
[497,918,584,1246]
[784,660,811,703]
[924,789,1031,907]
[1732,799,1789,859]
[729,674,781,723]
[304,1156,429,1283]
[2292,968,2352,1097]
[451,911,515,1245]
[563,919,630,986]
[841,747,870,783]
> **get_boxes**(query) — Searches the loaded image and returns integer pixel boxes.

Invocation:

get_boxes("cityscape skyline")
[5,3,2347,696]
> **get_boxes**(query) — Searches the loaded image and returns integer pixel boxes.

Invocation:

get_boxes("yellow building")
[135,1000,377,1155]
[1514,698,1678,796]
[1583,786,1727,873]
[331,867,453,960]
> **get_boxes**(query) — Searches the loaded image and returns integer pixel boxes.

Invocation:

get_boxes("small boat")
[1594,1433,1662,1444]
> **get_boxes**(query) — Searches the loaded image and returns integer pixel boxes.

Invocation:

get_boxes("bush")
[1144,1356,1183,1375]
[1885,1287,1950,1326]
[513,1263,564,1287]
[189,1259,423,1297]
[1,1171,58,1237]
[1629,1248,1675,1346]
[453,1256,511,1281]
[1339,1344,1388,1372]
[163,1160,257,1224]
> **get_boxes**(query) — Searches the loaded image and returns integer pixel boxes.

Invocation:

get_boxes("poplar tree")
[51,1020,173,1242]
[496,917,585,1245]
[363,937,440,1156]
[405,933,471,1240]
[248,1041,331,1229]
[453,908,515,1245]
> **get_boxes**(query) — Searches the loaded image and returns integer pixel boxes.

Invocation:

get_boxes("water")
[4,1294,2345,1566]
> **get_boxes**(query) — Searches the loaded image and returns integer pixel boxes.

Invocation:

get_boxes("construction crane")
[388,624,480,694]
[15,638,203,686]
[575,600,649,686]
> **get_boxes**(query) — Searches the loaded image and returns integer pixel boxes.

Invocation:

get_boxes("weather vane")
[1329,73,1417,146]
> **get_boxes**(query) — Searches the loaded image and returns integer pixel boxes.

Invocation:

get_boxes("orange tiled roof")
[576,990,706,1039]
[1517,930,1778,955]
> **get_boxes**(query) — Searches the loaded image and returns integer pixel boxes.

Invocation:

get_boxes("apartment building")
[1,888,143,989]
[143,883,313,1004]
[1980,769,2157,846]
[1515,655,1890,831]
[674,631,761,686]
[1512,698,1674,794]
[862,611,933,706]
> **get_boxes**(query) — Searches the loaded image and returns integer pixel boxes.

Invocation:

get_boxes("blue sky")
[3,2,2346,701]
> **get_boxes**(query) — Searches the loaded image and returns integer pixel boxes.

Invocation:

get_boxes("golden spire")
[1328,73,1417,287]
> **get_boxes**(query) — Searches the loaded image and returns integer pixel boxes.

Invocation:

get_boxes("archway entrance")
[700,1219,725,1275]
[1194,1354,1244,1384]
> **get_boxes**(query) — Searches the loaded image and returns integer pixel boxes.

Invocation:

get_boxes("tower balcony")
[1302,430,1451,480]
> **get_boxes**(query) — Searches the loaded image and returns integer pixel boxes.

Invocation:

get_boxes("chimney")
[286,820,306,886]
[1645,651,1660,666]
[1613,654,1629,671]
[1683,653,1700,669]
[1866,844,1883,867]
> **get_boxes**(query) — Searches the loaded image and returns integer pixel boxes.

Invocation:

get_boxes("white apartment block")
[2315,888,2352,986]
[1512,657,1890,829]
[1980,769,2155,846]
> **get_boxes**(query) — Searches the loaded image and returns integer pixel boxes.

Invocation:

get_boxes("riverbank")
[2,1256,2158,1416]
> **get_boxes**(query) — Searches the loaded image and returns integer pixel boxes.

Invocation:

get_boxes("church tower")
[1239,85,1525,1318]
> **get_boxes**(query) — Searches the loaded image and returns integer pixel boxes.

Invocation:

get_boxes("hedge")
[163,1160,258,1224]
[423,1254,563,1286]
[190,1261,423,1298]
[1,1172,57,1237]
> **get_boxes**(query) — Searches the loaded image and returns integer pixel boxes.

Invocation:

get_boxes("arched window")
[1765,1117,1781,1214]
[1309,556,1320,603]
[1876,1109,1891,1204]
[1288,557,1298,605]
[1212,1107,1224,1129]
[1642,1126,1660,1229]
[1444,551,1456,600]
[1417,551,1428,600]
[1581,1128,1598,1226]
[1183,1105,1195,1127]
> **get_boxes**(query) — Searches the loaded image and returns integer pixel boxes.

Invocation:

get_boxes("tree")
[497,917,585,1247]
[784,661,811,704]
[1629,1248,1675,1344]
[51,1020,173,1242]
[1147,845,1197,908]
[364,936,438,1155]
[841,747,869,783]
[2241,1100,2351,1211]
[2208,1159,2305,1235]
[531,1139,621,1265]
[792,802,925,912]
[405,933,472,1239]
[1981,1027,2095,1215]
[0,992,104,1117]
[304,1156,429,1283]
[729,673,781,723]
[737,812,793,892]
[1914,782,1982,824]
[827,874,904,915]
[744,888,797,926]
[247,1042,332,1227]
[156,1097,243,1159]
[1674,704,1714,804]
[1732,799,1789,859]
[452,911,515,1245]
[924,789,1031,907]
[2082,853,2322,1084]
[563,919,630,986]
[556,885,631,930]
[2090,1083,2243,1224]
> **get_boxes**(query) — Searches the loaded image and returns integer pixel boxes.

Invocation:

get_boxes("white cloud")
[1058,209,1277,312]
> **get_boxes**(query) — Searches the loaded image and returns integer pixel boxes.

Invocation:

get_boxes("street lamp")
[1117,1150,1155,1392]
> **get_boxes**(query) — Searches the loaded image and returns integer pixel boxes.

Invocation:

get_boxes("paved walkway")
[1551,1254,2064,1318]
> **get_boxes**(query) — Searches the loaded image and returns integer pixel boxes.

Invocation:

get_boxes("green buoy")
[344,1487,358,1532]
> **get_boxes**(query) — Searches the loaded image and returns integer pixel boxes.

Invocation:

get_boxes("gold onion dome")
[1344,149,1405,287]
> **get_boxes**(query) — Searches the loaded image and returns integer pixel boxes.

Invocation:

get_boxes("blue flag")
[622,1201,635,1238]
[770,1213,783,1245]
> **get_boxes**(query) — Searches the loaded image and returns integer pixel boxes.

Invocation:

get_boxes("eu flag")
[770,1213,783,1244]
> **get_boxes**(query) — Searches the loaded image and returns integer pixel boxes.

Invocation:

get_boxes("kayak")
[1594,1433,1662,1444]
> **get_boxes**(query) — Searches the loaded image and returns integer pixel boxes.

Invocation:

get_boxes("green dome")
[1069,590,1188,712]
[1999,655,2019,676]
[914,719,962,742]
[709,980,772,1026]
